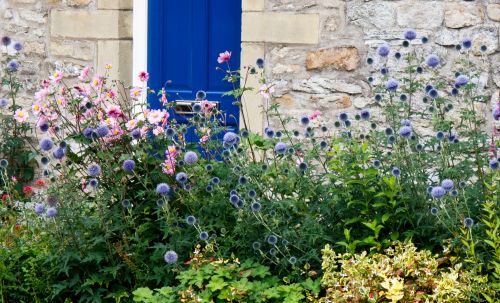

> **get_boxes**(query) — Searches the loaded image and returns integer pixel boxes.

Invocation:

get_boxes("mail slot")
[173,100,219,115]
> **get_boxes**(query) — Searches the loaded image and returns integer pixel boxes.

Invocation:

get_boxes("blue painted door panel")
[148,0,241,128]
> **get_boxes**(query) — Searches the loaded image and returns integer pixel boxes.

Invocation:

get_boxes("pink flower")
[34,88,49,102]
[50,70,64,84]
[11,176,17,183]
[200,135,209,144]
[160,91,168,105]
[200,100,216,114]
[55,97,67,108]
[161,159,176,175]
[41,79,50,88]
[106,90,117,100]
[14,109,29,123]
[130,87,142,99]
[217,51,231,64]
[32,102,43,115]
[310,110,321,120]
[166,145,178,158]
[147,109,166,125]
[91,75,103,89]
[106,105,123,119]
[79,66,91,81]
[259,84,275,100]
[138,71,149,82]
[125,119,138,131]
[153,126,165,136]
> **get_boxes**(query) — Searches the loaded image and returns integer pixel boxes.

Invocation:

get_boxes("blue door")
[148,0,241,138]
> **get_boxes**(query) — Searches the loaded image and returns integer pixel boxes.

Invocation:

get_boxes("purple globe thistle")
[34,203,45,215]
[360,109,371,120]
[430,207,438,216]
[39,120,49,132]
[490,158,499,169]
[274,142,287,154]
[399,126,412,138]
[96,125,109,137]
[339,112,349,122]
[184,151,198,165]
[493,108,500,121]
[1,36,11,46]
[13,42,23,51]
[431,186,446,199]
[464,217,474,228]
[88,178,98,188]
[391,166,401,177]
[455,75,469,87]
[250,201,262,212]
[404,29,417,40]
[223,131,238,146]
[83,127,94,138]
[400,119,411,127]
[265,127,275,138]
[426,54,440,67]
[7,60,18,72]
[186,215,196,225]
[0,98,8,108]
[461,38,472,49]
[289,256,297,264]
[267,235,278,245]
[377,44,390,57]
[130,129,141,140]
[175,172,188,183]
[46,207,57,218]
[199,231,209,241]
[441,179,454,191]
[87,163,101,177]
[256,58,265,68]
[429,89,438,98]
[164,250,178,264]
[52,147,66,160]
[385,79,399,91]
[156,183,170,196]
[39,138,54,151]
[300,115,310,126]
[122,159,135,172]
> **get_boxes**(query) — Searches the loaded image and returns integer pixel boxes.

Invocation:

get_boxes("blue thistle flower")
[256,58,265,68]
[229,194,239,204]
[156,183,170,195]
[455,75,469,87]
[320,140,328,149]
[385,78,399,91]
[248,189,257,198]
[39,138,54,151]
[164,250,178,264]
[459,181,467,188]
[46,207,57,218]
[199,231,209,241]
[274,142,287,154]
[339,112,348,122]
[344,120,352,128]
[431,186,446,199]
[441,179,454,191]
[13,42,22,51]
[186,215,196,225]
[300,115,310,126]
[52,147,66,160]
[1,36,11,46]
[450,189,458,197]
[399,126,412,138]
[121,199,131,208]
[391,167,401,178]
[387,135,396,145]
[184,151,198,165]
[426,54,440,67]
[360,108,370,120]
[429,89,438,98]
[400,119,411,127]
[88,178,98,188]
[298,162,308,171]
[87,163,101,177]
[83,127,94,138]
[7,60,18,72]
[451,88,459,96]
[223,131,239,146]
[404,29,417,40]
[288,256,297,265]
[489,159,499,169]
[251,202,262,212]
[238,176,248,185]
[0,98,8,108]
[211,177,220,185]
[265,127,275,138]
[380,67,388,75]
[267,235,278,245]
[40,157,49,165]
[493,108,500,121]
[176,172,188,184]
[95,125,109,137]
[373,159,381,168]
[436,131,445,140]
[252,242,261,250]
[461,38,472,49]
[34,203,45,215]
[464,217,474,228]
[122,159,135,172]
[431,207,438,216]
[384,128,393,136]
[377,44,390,57]
[367,57,374,64]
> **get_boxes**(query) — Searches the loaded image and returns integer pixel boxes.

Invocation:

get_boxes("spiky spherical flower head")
[377,44,390,57]
[88,178,98,188]
[186,215,196,225]
[184,151,198,165]
[13,42,22,51]
[176,172,188,184]
[385,78,399,91]
[39,138,54,151]
[46,207,57,218]
[267,235,278,245]
[360,108,371,120]
[87,163,101,177]
[1,36,11,46]
[431,207,438,216]
[338,112,349,122]
[490,159,499,170]
[288,256,297,265]
[391,167,401,177]
[436,131,445,140]
[34,203,45,215]
[300,115,310,126]
[399,126,412,138]
[96,125,109,137]
[431,186,446,199]
[83,127,94,138]
[404,29,417,40]
[426,54,440,67]
[461,38,472,49]
[164,250,178,264]
[464,217,474,228]
[274,142,287,154]
[156,183,170,196]
[121,199,131,208]
[7,60,18,72]
[122,159,135,172]
[199,231,209,241]
[52,147,66,160]
[223,132,238,146]
[251,202,262,212]
[441,179,454,191]
[455,75,469,87]
[493,108,500,121]
[0,159,8,168]
[373,159,381,168]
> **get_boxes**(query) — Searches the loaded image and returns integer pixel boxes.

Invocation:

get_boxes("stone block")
[347,2,395,29]
[242,12,319,44]
[397,2,444,28]
[97,40,132,83]
[50,40,95,61]
[305,47,359,71]
[51,10,132,39]
[444,2,483,29]
[98,0,133,10]
[68,0,92,7]
[243,0,265,12]
[487,4,500,22]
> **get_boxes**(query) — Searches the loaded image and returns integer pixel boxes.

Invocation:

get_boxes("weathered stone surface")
[397,2,444,28]
[444,2,483,29]
[311,94,352,109]
[271,63,301,75]
[68,0,92,7]
[50,40,95,61]
[487,4,500,22]
[243,0,265,12]
[97,0,133,10]
[293,77,362,95]
[19,9,46,23]
[353,97,372,109]
[274,94,296,108]
[471,27,498,56]
[346,2,395,29]
[23,41,45,55]
[305,47,359,71]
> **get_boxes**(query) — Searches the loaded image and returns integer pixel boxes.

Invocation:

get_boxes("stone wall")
[0,0,132,107]
[253,0,500,131]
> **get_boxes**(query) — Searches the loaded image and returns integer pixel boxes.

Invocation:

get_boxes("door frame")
[132,0,264,134]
